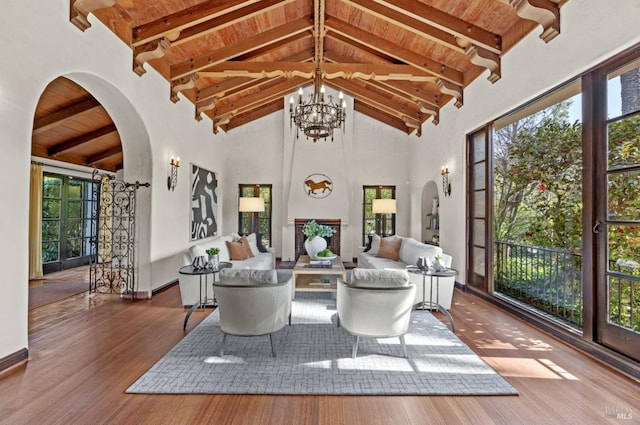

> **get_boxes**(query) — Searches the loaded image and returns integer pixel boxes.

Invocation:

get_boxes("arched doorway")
[29,74,152,310]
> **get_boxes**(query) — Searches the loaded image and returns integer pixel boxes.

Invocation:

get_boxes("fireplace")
[294,219,341,259]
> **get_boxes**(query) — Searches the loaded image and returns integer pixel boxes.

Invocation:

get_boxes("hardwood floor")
[2,282,638,425]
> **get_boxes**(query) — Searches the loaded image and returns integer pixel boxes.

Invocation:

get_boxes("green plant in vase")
[302,220,336,259]
[206,247,220,268]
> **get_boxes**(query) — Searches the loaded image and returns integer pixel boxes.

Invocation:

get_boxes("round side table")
[179,262,232,331]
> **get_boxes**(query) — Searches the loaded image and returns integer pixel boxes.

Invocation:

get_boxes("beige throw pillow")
[226,240,251,261]
[376,238,401,261]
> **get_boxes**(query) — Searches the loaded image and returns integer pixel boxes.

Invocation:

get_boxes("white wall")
[409,0,640,282]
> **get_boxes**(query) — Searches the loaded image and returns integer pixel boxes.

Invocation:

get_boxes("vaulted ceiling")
[31,0,568,172]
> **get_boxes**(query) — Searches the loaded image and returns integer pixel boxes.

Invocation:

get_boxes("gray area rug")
[127,293,518,395]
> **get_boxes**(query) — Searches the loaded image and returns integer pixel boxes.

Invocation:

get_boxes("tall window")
[238,184,272,247]
[42,173,97,273]
[491,82,584,329]
[362,186,396,245]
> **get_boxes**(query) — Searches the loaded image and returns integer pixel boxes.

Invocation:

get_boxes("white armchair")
[212,269,291,357]
[336,269,416,358]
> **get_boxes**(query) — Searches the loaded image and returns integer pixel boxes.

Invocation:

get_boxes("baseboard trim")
[153,280,178,295]
[0,348,28,375]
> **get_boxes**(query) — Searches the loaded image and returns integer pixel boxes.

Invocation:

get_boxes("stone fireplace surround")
[294,219,341,260]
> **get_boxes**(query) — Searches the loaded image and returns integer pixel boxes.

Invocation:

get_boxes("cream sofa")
[357,235,455,310]
[179,233,275,306]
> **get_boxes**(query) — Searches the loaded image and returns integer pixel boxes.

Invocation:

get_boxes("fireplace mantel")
[294,219,341,260]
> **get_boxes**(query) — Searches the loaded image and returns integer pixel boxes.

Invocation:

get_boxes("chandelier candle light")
[290,67,346,142]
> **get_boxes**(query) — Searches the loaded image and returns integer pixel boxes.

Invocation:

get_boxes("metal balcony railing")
[494,241,583,329]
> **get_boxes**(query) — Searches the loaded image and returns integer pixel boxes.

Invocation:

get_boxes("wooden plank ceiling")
[32,0,567,172]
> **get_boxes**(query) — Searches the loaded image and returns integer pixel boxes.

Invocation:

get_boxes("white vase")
[304,236,327,260]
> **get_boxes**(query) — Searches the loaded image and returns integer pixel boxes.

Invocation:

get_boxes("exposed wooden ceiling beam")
[503,0,560,42]
[32,98,102,135]
[48,124,118,156]
[224,98,283,132]
[325,16,464,86]
[70,0,116,31]
[232,31,311,62]
[326,32,400,64]
[170,18,313,80]
[87,146,122,164]
[378,0,502,52]
[197,61,439,82]
[354,101,410,134]
[329,79,420,121]
[132,0,297,75]
[344,0,462,54]
[131,0,259,46]
[213,77,306,120]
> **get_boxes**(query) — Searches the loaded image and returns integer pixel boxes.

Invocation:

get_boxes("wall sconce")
[441,166,451,197]
[167,156,179,191]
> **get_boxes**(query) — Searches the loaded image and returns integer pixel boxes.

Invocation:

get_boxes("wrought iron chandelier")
[289,67,346,142]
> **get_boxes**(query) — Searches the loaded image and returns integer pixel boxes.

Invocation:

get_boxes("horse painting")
[305,178,333,195]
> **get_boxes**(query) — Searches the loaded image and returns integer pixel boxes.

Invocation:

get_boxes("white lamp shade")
[372,199,396,214]
[238,197,265,212]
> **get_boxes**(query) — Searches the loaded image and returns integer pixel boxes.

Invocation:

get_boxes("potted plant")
[432,254,445,272]
[206,247,220,268]
[432,233,439,244]
[302,220,336,259]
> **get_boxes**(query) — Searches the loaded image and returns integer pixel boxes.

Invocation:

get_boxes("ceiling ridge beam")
[170,18,313,80]
[325,16,464,86]
[48,124,118,156]
[33,98,102,135]
[378,0,502,53]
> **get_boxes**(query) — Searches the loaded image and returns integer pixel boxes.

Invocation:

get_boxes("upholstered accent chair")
[336,268,416,358]
[212,269,292,357]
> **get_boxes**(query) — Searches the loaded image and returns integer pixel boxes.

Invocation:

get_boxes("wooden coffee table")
[292,255,346,299]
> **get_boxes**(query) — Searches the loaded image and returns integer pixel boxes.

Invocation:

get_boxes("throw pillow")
[226,240,251,261]
[350,268,409,287]
[219,268,278,285]
[239,235,255,259]
[368,234,400,256]
[245,233,261,256]
[376,238,401,261]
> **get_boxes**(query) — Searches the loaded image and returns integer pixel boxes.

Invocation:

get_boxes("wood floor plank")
[0,282,637,425]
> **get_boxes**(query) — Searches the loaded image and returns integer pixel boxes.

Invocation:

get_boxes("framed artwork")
[190,164,218,241]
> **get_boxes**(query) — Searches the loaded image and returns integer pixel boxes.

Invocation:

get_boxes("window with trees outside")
[362,186,396,245]
[470,45,640,363]
[42,173,97,274]
[238,184,272,248]
[492,81,585,329]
